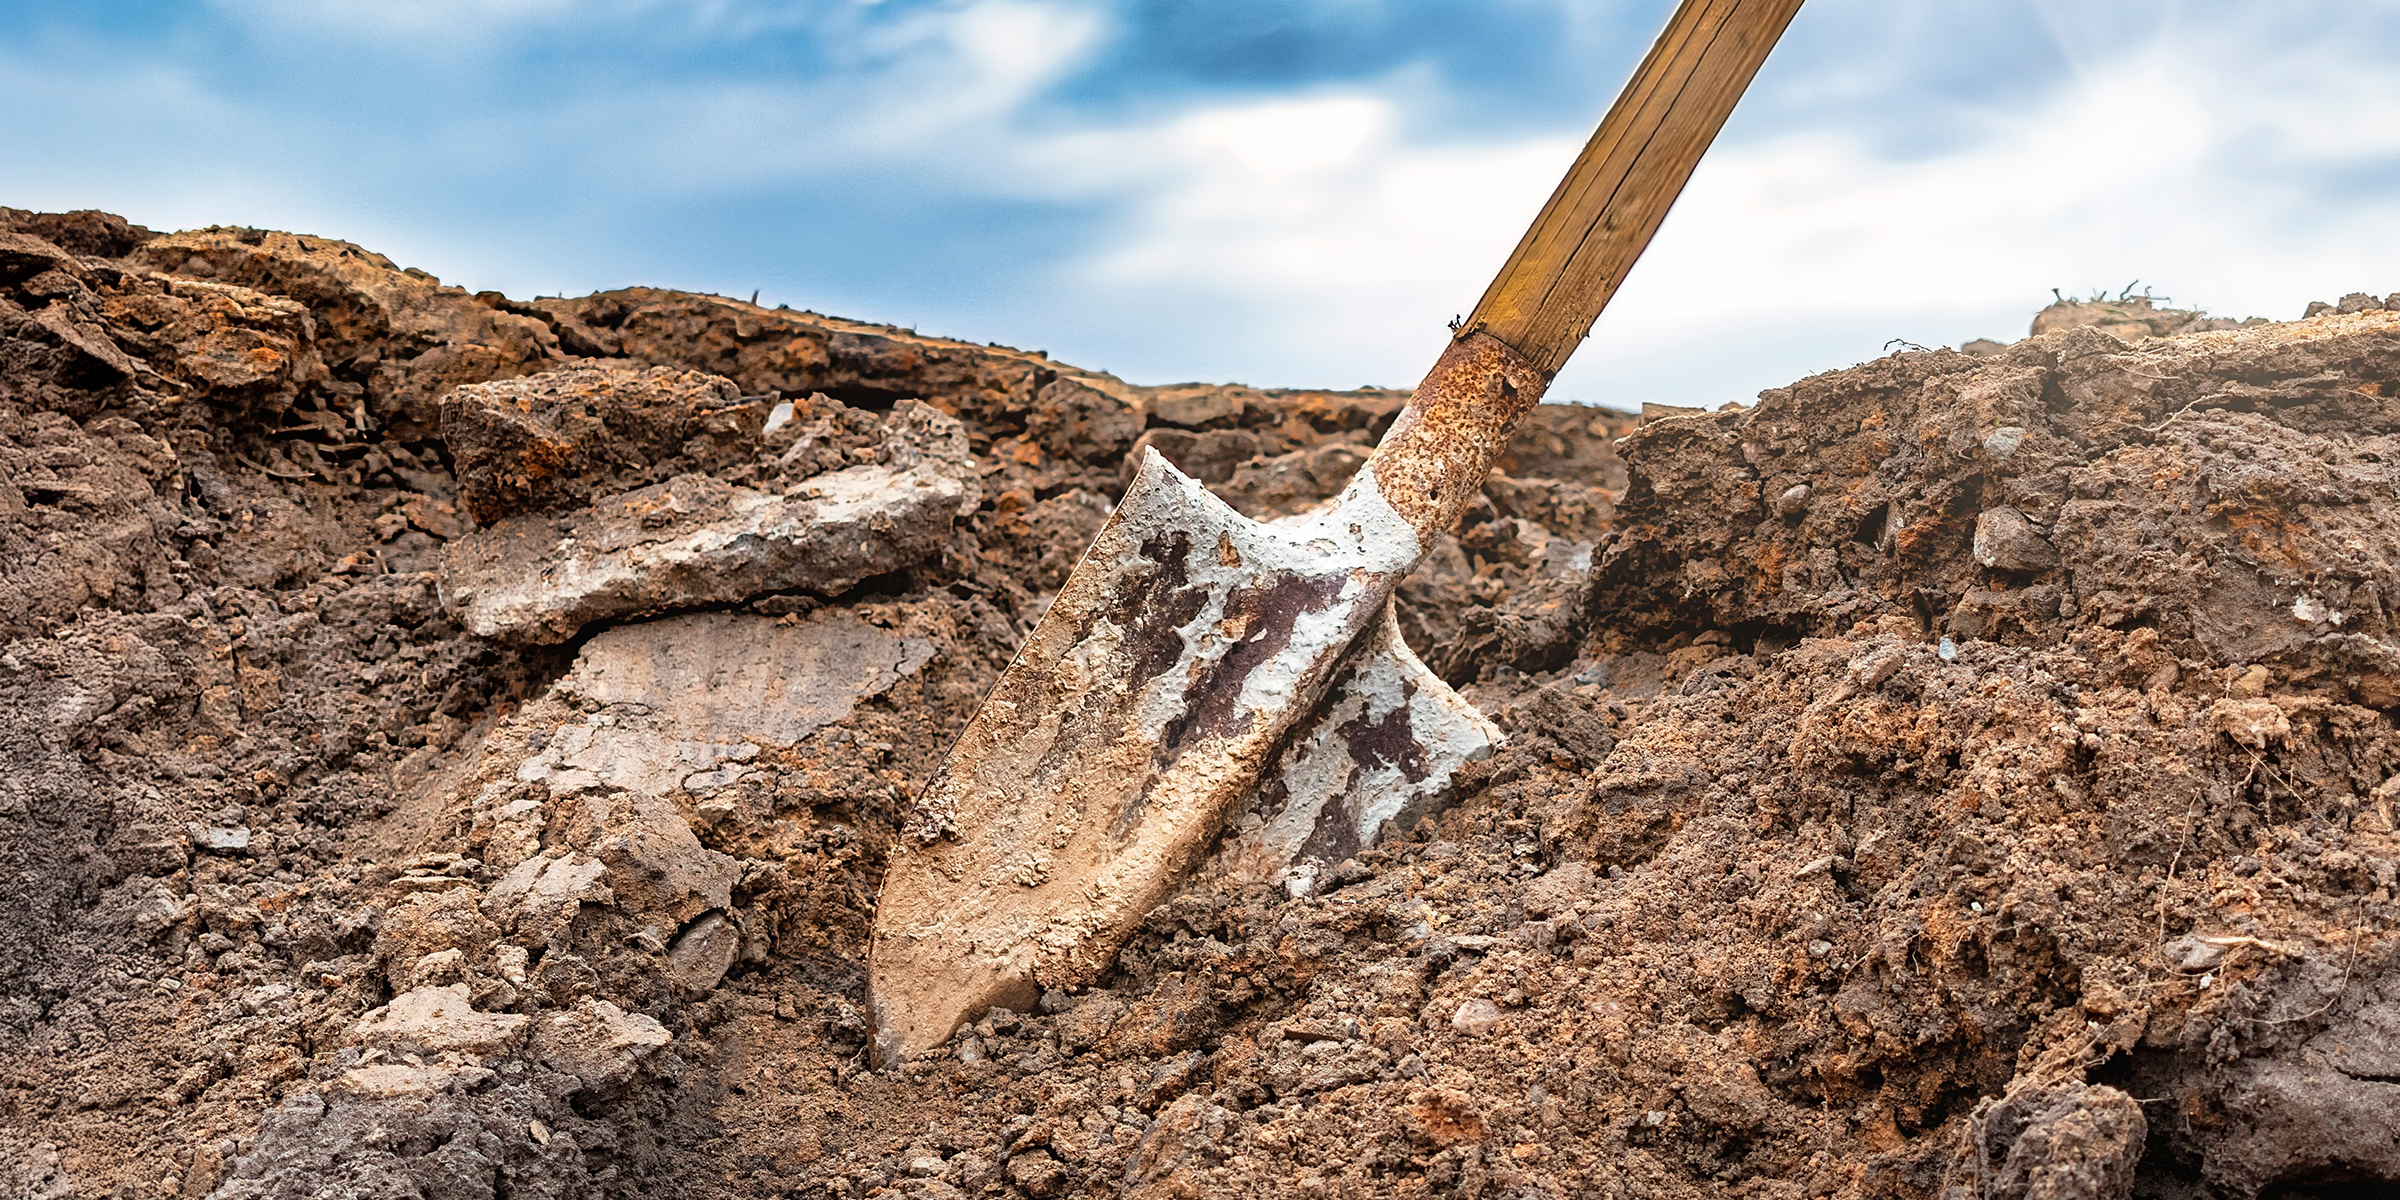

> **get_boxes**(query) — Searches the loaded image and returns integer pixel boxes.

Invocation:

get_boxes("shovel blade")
[869,448,1422,1064]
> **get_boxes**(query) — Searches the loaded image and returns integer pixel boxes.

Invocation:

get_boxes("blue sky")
[6,1,2400,407]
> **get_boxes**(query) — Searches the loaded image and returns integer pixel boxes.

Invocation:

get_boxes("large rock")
[461,606,939,956]
[1970,1081,2146,1200]
[564,607,935,746]
[442,399,979,642]
[530,1000,673,1094]
[439,363,768,525]
[347,984,530,1057]
[130,228,561,439]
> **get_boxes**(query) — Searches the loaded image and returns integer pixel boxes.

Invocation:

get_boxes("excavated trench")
[3,209,2398,1200]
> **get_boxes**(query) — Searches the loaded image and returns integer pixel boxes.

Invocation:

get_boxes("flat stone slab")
[442,399,977,643]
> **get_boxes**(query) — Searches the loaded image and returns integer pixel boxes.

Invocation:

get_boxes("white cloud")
[1015,11,2400,404]
[8,0,2400,411]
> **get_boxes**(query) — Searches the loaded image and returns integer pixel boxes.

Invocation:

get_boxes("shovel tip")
[867,930,1044,1067]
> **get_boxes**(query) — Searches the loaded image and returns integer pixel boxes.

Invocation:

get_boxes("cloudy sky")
[5,0,2398,408]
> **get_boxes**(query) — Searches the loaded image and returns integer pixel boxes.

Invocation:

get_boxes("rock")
[531,1000,672,1093]
[2207,698,2290,749]
[1125,427,1263,485]
[560,608,934,748]
[89,878,188,938]
[441,400,978,643]
[373,889,501,971]
[1452,999,1504,1037]
[2028,294,2243,341]
[1973,506,2060,573]
[130,227,561,439]
[1773,483,1811,517]
[327,1062,494,1101]
[898,1146,945,1178]
[440,364,767,525]
[667,911,740,997]
[1025,376,1142,463]
[558,789,739,925]
[403,947,466,989]
[1679,1059,1775,1132]
[1971,1082,2146,1200]
[1125,1093,1231,1188]
[1141,383,1252,429]
[526,286,1073,424]
[483,852,613,945]
[189,824,250,852]
[1004,1151,1068,1199]
[1219,440,1374,517]
[348,984,530,1057]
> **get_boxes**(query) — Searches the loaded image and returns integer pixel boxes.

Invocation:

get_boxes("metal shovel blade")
[868,450,1412,1063]
[869,332,1543,1065]
[869,0,1803,1064]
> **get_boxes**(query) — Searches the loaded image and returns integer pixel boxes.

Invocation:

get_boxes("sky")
[5,0,2400,409]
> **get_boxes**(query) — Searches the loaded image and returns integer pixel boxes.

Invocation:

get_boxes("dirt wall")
[2,208,2395,1200]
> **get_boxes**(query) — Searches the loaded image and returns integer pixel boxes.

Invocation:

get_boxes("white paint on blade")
[1239,607,1500,896]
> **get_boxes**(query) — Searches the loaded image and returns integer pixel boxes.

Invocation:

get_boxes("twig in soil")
[2157,785,2208,944]
[2143,396,2210,433]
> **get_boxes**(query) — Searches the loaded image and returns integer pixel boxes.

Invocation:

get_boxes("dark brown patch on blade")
[1159,572,1348,757]
[1299,777,1364,864]
[1296,680,1426,864]
[1112,533,1206,691]
[1337,680,1428,784]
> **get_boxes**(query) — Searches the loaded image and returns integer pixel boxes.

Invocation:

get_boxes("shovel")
[870,0,1803,1065]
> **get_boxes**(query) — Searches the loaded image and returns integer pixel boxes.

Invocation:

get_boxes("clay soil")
[3,209,2398,1200]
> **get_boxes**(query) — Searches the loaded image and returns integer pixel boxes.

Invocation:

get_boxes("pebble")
[1452,999,1503,1037]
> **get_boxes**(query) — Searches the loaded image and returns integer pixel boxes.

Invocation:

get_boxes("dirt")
[2,205,2396,1200]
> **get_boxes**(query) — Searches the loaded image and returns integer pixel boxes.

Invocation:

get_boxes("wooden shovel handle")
[1365,0,1799,541]
[1470,0,1803,375]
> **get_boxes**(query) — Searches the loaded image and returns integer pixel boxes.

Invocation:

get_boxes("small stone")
[2208,698,2289,749]
[1452,998,1504,1037]
[189,825,251,853]
[405,948,466,989]
[1982,426,2028,461]
[667,911,741,997]
[349,984,530,1057]
[1773,484,1811,517]
[531,999,673,1093]
[1005,1151,1068,1199]
[1972,506,2060,573]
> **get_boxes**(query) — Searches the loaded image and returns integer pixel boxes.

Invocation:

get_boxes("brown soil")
[3,207,2397,1200]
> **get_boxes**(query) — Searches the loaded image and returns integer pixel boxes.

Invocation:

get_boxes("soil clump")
[2,207,2397,1200]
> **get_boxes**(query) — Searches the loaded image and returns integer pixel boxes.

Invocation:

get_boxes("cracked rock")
[347,984,530,1057]
[440,363,769,525]
[1973,505,2060,573]
[442,398,978,643]
[532,999,673,1094]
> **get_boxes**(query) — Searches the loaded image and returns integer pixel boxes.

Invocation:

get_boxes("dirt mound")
[2,211,2395,1200]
